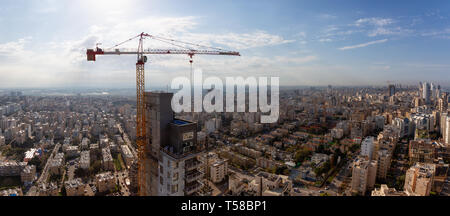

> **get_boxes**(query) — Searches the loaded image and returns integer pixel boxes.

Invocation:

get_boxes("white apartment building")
[351,156,378,195]
[95,172,116,193]
[376,149,391,180]
[210,159,228,183]
[38,182,59,196]
[158,151,204,196]
[249,172,293,196]
[102,147,114,171]
[404,163,436,196]
[20,165,36,183]
[48,153,64,175]
[331,128,344,139]
[65,178,86,196]
[80,151,90,170]
[445,116,450,144]
[372,184,407,196]
[120,145,135,168]
[361,136,375,160]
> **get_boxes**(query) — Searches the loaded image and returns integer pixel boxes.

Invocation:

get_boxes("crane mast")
[86,32,240,196]
[135,33,147,195]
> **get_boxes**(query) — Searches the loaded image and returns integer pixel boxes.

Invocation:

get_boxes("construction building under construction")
[138,92,204,196]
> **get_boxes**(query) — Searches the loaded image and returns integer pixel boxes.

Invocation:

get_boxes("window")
[160,176,164,185]
[160,166,164,174]
[173,172,179,181]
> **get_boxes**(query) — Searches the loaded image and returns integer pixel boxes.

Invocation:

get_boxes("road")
[117,123,138,157]
[26,144,61,196]
[292,186,337,196]
[115,170,131,196]
[37,144,61,184]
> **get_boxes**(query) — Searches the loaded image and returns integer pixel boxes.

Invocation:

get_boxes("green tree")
[48,173,62,183]
[349,144,360,153]
[314,161,331,177]
[295,148,312,163]
[74,167,88,178]
[89,160,102,176]
[395,175,405,190]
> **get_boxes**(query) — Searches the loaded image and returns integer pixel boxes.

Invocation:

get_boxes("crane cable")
[107,34,142,50]
[150,35,227,52]
[105,33,231,54]
[150,37,194,51]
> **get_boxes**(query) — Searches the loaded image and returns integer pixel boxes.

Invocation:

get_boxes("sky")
[0,0,450,89]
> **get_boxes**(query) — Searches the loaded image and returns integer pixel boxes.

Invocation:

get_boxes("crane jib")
[87,48,240,61]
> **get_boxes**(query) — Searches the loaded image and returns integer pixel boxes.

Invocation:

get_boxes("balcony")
[185,170,204,183]
[185,158,202,172]
[184,180,203,195]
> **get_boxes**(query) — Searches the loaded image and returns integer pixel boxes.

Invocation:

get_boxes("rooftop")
[172,119,192,126]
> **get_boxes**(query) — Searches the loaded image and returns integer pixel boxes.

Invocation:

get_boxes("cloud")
[82,17,293,51]
[181,31,295,50]
[0,37,32,55]
[318,14,337,19]
[370,64,391,70]
[318,25,363,42]
[35,7,58,14]
[324,25,339,33]
[368,26,412,37]
[319,38,333,42]
[33,0,59,14]
[353,17,412,37]
[355,18,394,27]
[0,16,299,88]
[274,55,318,64]
[425,9,446,20]
[421,28,450,39]
[338,39,388,50]
[296,32,307,38]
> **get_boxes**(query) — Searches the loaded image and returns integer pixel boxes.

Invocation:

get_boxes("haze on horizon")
[0,0,450,89]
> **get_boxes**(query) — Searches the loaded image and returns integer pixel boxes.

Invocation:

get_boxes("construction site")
[87,33,240,196]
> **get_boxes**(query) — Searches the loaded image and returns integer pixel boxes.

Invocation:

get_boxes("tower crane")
[86,32,240,196]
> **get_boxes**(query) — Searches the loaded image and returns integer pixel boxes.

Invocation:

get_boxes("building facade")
[145,92,204,196]
[351,156,378,195]
[404,163,436,196]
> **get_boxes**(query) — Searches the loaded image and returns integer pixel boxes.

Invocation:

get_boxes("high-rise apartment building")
[210,159,228,184]
[430,83,436,99]
[361,136,375,160]
[408,140,435,164]
[440,112,447,140]
[388,84,396,97]
[144,92,175,195]
[422,82,431,104]
[445,116,450,144]
[144,92,204,196]
[376,149,391,180]
[404,163,436,196]
[438,98,447,112]
[0,135,4,146]
[201,152,229,184]
[351,156,378,195]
